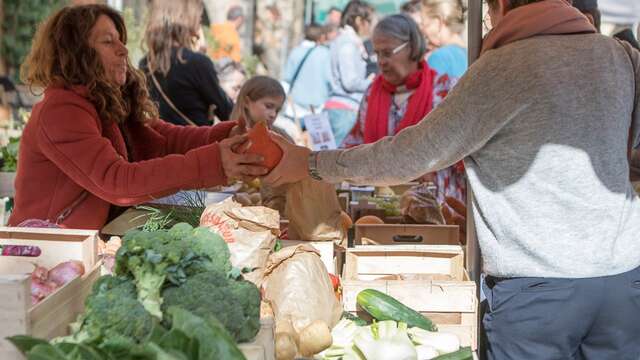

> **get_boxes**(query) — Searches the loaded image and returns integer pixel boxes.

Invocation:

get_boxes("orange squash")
[241,121,283,171]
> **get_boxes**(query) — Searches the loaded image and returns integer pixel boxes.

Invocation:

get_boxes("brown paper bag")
[263,244,342,333]
[200,197,280,285]
[400,183,445,225]
[285,178,346,244]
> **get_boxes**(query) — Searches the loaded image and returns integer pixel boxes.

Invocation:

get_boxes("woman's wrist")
[308,151,323,181]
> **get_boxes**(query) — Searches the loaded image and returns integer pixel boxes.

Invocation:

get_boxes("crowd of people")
[5,0,640,358]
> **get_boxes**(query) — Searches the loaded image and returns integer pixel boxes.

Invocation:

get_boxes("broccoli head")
[59,275,155,345]
[162,270,261,342]
[115,223,234,319]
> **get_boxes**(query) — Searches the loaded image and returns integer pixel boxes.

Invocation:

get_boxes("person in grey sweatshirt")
[262,0,640,358]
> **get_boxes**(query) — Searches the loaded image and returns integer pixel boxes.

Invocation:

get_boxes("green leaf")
[6,335,50,355]
[25,343,69,360]
[55,342,104,360]
[158,329,199,359]
[167,307,246,360]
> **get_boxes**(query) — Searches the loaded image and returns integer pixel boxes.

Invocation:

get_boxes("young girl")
[230,76,291,213]
[230,75,286,131]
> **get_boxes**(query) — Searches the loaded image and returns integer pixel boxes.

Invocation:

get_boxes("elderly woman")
[9,4,266,230]
[140,0,233,126]
[343,14,464,205]
[265,0,640,358]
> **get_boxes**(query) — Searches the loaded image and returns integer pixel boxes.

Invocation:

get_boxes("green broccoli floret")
[190,226,232,273]
[58,275,155,345]
[115,223,234,319]
[115,229,186,318]
[162,270,261,342]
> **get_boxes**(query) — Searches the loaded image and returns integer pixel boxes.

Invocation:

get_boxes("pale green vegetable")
[408,327,460,355]
[315,319,361,360]
[416,345,440,359]
[353,321,417,360]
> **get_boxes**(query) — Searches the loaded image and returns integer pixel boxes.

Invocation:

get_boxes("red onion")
[47,260,85,287]
[31,265,49,283]
[31,280,58,304]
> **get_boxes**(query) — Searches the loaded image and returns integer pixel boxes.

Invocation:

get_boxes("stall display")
[3,194,479,360]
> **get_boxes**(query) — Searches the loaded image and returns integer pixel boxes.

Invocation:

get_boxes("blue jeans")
[324,108,357,148]
[482,265,640,359]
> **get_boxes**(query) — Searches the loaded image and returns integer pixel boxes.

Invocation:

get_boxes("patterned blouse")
[343,72,467,205]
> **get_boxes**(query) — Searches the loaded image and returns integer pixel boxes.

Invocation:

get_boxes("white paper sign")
[303,112,337,150]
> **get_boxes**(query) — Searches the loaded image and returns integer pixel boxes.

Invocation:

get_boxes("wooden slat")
[355,224,459,246]
[345,245,465,281]
[343,280,476,313]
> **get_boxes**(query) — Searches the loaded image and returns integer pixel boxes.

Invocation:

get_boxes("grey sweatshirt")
[317,34,640,278]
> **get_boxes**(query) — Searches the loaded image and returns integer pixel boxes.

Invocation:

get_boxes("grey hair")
[373,13,427,62]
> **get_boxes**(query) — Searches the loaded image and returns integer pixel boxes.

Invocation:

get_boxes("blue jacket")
[328,26,372,108]
[427,45,468,79]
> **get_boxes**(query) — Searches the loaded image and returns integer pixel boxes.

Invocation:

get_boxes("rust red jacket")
[9,86,235,229]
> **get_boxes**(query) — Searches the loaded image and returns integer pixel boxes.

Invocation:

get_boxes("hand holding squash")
[220,134,269,183]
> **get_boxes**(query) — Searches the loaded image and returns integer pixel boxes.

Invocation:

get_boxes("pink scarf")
[481,0,596,56]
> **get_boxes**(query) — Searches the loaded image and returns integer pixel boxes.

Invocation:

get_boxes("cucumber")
[433,347,473,360]
[356,289,437,331]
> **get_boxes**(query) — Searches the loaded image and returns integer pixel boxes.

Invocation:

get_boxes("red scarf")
[480,0,596,56]
[363,61,436,143]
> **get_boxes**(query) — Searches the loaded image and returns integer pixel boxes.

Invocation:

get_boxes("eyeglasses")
[374,42,409,60]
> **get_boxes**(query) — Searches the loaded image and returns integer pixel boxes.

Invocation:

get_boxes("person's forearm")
[316,118,461,186]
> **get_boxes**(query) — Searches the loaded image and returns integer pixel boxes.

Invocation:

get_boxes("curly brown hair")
[20,4,158,124]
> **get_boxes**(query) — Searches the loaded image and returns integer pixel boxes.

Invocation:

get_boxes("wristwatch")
[308,151,323,181]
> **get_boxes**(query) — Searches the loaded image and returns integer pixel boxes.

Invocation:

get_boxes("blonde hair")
[143,0,203,76]
[421,0,466,34]
[229,76,285,127]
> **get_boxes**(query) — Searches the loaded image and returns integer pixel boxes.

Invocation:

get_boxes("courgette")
[433,346,473,360]
[356,289,437,331]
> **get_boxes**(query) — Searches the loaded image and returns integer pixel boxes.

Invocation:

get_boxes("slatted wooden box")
[0,227,102,360]
[342,245,478,350]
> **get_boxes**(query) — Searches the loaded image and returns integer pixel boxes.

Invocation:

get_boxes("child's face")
[246,95,284,127]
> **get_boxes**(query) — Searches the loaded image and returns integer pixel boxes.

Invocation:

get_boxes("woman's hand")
[228,117,247,138]
[220,134,268,183]
[262,132,312,187]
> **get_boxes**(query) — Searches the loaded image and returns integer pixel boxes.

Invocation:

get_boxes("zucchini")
[433,347,473,360]
[341,311,369,326]
[356,289,437,331]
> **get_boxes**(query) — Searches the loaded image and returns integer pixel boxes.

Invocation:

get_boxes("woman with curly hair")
[9,4,266,230]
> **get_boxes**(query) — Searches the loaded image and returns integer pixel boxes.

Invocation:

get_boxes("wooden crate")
[355,224,459,246]
[280,240,345,275]
[342,245,478,350]
[0,227,101,360]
